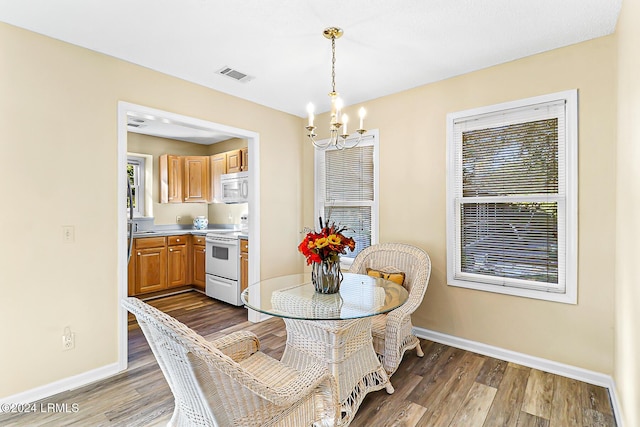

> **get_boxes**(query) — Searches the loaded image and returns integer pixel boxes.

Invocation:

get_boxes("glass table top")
[241,273,409,320]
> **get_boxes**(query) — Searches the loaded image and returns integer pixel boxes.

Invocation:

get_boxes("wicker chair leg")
[416,343,424,357]
[385,383,395,394]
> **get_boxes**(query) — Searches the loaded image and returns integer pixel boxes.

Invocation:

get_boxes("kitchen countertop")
[132,227,248,239]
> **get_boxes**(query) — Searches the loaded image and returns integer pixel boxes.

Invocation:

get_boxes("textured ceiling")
[0,0,622,118]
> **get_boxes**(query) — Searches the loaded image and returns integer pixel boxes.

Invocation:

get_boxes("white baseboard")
[413,327,625,427]
[0,363,121,406]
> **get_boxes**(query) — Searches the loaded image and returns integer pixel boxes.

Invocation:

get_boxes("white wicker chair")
[349,243,431,376]
[122,297,339,427]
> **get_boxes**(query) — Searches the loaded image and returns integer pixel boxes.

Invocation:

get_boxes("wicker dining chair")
[122,297,339,427]
[349,243,432,376]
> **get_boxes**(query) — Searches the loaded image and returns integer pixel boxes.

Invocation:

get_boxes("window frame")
[127,155,146,218]
[446,90,578,304]
[314,130,380,267]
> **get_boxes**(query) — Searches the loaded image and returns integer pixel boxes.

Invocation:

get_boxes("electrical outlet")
[176,216,182,224]
[62,327,75,351]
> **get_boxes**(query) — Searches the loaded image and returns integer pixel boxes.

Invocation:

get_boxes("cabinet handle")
[176,239,180,242]
[169,248,173,252]
[137,252,141,256]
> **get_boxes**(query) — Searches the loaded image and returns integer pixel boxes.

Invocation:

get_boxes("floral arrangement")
[298,217,356,265]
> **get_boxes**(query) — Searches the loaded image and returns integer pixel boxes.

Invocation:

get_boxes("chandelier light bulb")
[358,107,366,130]
[342,113,349,135]
[307,103,315,127]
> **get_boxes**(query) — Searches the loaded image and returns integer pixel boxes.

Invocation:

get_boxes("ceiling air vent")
[216,66,253,83]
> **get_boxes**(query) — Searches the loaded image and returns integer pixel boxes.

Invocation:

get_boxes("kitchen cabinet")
[167,235,188,287]
[192,235,206,291]
[210,153,227,203]
[226,149,242,173]
[240,147,248,171]
[134,236,168,294]
[240,238,249,292]
[160,155,211,203]
[183,156,210,203]
[159,154,183,203]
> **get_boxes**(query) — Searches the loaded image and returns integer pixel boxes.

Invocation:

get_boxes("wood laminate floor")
[0,291,616,426]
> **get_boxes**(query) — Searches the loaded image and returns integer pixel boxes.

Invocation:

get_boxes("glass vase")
[312,258,343,294]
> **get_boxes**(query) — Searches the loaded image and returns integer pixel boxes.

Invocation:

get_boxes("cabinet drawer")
[240,238,248,253]
[192,235,206,245]
[135,236,166,249]
[168,235,188,246]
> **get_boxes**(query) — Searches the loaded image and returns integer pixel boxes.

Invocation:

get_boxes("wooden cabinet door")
[210,153,227,203]
[240,147,248,171]
[135,246,167,294]
[183,156,210,203]
[167,244,188,287]
[159,154,183,203]
[192,244,206,291]
[226,149,242,173]
[240,238,248,292]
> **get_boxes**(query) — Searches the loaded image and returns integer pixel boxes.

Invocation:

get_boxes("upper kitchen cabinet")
[240,147,248,171]
[160,155,211,203]
[183,156,211,203]
[159,154,183,203]
[210,153,227,203]
[226,149,242,173]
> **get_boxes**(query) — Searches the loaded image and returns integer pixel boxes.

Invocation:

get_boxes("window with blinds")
[314,132,379,261]
[446,91,578,304]
[127,156,145,217]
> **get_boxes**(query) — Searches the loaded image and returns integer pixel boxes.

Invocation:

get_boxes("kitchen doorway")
[116,102,261,371]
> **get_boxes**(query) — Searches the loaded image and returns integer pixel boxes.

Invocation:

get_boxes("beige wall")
[616,0,640,425]
[0,22,304,398]
[307,36,617,375]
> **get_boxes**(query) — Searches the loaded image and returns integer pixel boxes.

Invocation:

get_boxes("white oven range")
[205,231,243,306]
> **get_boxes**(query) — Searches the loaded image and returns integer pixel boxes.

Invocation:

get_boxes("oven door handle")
[206,238,239,246]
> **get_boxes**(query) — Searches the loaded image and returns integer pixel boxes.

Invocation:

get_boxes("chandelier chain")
[331,36,336,94]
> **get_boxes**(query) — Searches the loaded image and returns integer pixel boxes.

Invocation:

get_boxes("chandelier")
[305,27,367,150]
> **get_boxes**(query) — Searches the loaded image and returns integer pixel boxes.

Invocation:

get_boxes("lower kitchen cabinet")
[240,238,248,292]
[134,237,168,295]
[192,235,206,291]
[129,234,206,296]
[167,235,188,287]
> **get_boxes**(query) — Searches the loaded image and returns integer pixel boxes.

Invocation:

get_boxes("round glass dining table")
[241,272,409,426]
[241,272,409,320]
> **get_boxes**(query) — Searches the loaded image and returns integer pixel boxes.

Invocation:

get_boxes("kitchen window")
[446,90,578,304]
[127,156,145,218]
[314,130,379,265]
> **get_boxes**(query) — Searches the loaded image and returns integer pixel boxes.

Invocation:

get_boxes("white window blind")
[127,156,145,217]
[446,91,577,303]
[315,132,379,260]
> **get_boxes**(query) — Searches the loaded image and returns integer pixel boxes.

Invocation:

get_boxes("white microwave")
[220,171,249,204]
